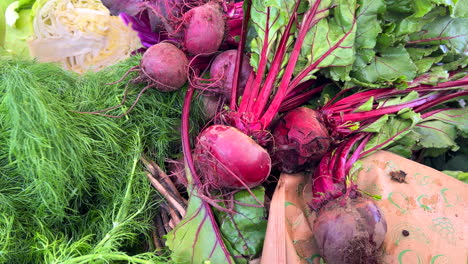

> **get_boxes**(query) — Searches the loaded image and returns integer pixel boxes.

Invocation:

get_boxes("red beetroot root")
[141,42,189,91]
[201,95,223,120]
[313,197,387,264]
[210,49,252,99]
[184,2,225,55]
[75,42,189,118]
[272,107,330,173]
[194,125,271,189]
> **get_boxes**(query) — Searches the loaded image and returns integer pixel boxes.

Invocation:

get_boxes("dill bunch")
[0,56,203,263]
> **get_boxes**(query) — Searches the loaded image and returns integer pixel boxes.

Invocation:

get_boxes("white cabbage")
[28,0,141,73]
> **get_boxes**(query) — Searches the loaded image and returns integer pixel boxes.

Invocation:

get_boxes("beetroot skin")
[184,2,225,55]
[201,95,222,120]
[141,43,189,91]
[313,198,387,264]
[194,125,271,189]
[210,49,252,99]
[273,107,330,173]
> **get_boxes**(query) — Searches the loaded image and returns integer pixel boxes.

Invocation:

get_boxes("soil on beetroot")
[390,170,407,183]
[342,237,381,264]
[313,197,387,264]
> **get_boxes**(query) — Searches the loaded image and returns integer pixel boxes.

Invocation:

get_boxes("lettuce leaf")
[1,0,35,57]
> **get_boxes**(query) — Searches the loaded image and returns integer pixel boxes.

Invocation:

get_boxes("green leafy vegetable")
[335,94,467,164]
[1,0,35,57]
[361,110,422,153]
[246,0,466,88]
[345,0,467,87]
[248,0,357,83]
[423,136,468,173]
[442,170,468,183]
[388,108,467,158]
[215,187,267,261]
[353,45,418,83]
[165,170,235,264]
[0,56,204,263]
[165,179,267,264]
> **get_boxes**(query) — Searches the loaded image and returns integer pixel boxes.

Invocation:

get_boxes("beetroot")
[194,125,271,189]
[184,2,225,55]
[273,107,330,173]
[313,198,387,264]
[141,43,189,91]
[201,94,222,120]
[210,49,252,99]
[75,42,189,118]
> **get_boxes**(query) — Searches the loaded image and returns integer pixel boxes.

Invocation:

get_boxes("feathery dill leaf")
[0,56,202,263]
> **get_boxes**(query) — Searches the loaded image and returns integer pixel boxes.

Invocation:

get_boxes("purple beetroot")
[272,107,330,173]
[193,125,271,189]
[183,2,225,55]
[313,198,387,264]
[210,49,252,99]
[141,42,189,91]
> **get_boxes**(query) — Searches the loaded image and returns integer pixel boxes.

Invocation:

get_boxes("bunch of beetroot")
[175,1,467,263]
[99,0,467,263]
[82,1,236,117]
[103,0,243,49]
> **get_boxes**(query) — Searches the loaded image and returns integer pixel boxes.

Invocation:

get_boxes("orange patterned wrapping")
[261,151,467,264]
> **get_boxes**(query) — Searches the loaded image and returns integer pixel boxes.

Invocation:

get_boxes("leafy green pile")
[345,0,467,86]
[165,183,267,264]
[0,56,202,263]
[242,0,467,174]
[246,0,467,87]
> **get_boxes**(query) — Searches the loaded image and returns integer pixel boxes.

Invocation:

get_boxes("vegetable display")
[0,0,466,263]
[174,0,467,263]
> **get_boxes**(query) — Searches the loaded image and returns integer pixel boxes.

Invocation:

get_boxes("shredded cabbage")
[28,0,141,73]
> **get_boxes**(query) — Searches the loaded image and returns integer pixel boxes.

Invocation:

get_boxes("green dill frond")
[0,56,204,263]
[0,214,14,262]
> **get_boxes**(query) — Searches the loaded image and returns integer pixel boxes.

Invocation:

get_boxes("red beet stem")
[181,86,201,186]
[325,77,467,115]
[279,84,323,112]
[249,1,302,118]
[230,0,252,110]
[346,133,371,172]
[181,86,234,263]
[334,133,366,183]
[261,10,356,127]
[287,7,354,92]
[338,93,444,123]
[257,0,324,125]
[239,8,271,113]
[413,90,468,113]
[313,152,334,194]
